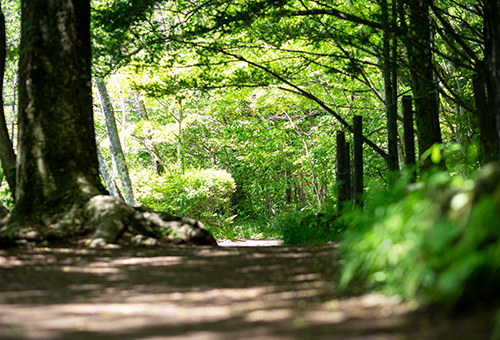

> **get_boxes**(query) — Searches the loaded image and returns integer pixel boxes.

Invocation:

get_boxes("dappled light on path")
[0,243,492,339]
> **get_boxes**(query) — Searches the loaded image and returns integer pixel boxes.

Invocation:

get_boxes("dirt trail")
[0,241,495,339]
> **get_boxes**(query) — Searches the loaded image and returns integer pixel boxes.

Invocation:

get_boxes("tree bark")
[95,77,136,206]
[381,0,399,171]
[336,131,349,210]
[295,176,306,207]
[264,186,274,219]
[132,91,148,120]
[175,100,185,174]
[96,142,123,200]
[0,5,16,194]
[285,166,292,204]
[402,96,417,181]
[484,0,500,161]
[473,74,498,163]
[407,0,443,169]
[14,0,106,224]
[114,73,128,147]
[353,115,363,208]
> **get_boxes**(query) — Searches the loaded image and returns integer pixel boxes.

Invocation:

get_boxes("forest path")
[0,241,494,339]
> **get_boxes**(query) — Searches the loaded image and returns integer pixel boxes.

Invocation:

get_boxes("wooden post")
[336,131,348,210]
[402,96,416,181]
[346,142,352,201]
[353,115,364,208]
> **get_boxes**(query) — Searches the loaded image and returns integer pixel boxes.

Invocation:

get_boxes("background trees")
[0,0,496,235]
[87,0,492,217]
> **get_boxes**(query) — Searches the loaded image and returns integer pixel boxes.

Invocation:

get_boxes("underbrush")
[272,206,347,245]
[133,167,236,230]
[339,163,500,310]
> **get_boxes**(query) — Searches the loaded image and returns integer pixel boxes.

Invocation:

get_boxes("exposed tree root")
[0,195,218,249]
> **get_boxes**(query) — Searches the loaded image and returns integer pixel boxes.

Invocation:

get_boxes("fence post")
[346,142,352,201]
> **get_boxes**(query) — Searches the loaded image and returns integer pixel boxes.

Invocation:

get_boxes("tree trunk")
[407,0,443,169]
[285,166,292,204]
[114,73,128,147]
[402,96,417,181]
[132,91,148,120]
[310,170,323,208]
[382,0,399,171]
[295,176,306,207]
[0,6,16,194]
[95,77,137,206]
[336,131,349,210]
[131,91,166,174]
[9,73,16,142]
[264,186,275,219]
[14,0,106,224]
[353,115,363,208]
[96,142,123,200]
[473,74,498,163]
[175,100,185,174]
[484,0,500,161]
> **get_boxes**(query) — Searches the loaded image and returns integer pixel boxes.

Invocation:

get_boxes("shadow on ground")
[0,243,495,339]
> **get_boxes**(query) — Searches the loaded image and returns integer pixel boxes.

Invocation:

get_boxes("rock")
[89,238,108,248]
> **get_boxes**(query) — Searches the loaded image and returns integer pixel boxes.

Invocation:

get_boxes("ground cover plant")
[339,162,500,313]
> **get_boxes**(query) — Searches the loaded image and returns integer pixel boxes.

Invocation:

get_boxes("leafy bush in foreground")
[340,163,500,309]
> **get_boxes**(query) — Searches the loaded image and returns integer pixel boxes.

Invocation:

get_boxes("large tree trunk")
[1,0,216,249]
[0,5,16,194]
[407,0,443,169]
[484,0,500,161]
[381,0,399,172]
[473,73,499,163]
[14,0,105,224]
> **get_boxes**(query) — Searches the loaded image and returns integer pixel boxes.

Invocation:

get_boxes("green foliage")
[339,166,500,308]
[276,207,346,245]
[133,167,236,229]
[339,174,444,299]
[0,175,13,211]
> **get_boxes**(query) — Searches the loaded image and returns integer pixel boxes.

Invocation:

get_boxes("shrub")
[277,207,346,245]
[339,163,500,309]
[133,167,236,229]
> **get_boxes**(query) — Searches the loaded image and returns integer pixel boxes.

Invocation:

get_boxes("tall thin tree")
[0,4,16,194]
[95,77,136,206]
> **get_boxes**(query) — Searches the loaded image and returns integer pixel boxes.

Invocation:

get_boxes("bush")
[339,164,500,309]
[133,167,236,229]
[276,207,346,245]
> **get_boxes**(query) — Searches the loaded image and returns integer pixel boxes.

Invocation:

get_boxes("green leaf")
[431,144,442,164]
